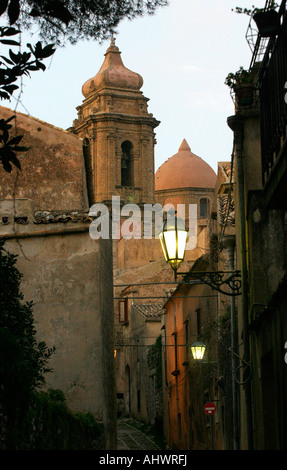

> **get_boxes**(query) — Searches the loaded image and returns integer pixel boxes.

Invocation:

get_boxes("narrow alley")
[117,418,165,451]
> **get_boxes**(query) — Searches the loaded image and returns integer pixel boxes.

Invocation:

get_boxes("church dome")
[155,139,216,191]
[82,38,143,98]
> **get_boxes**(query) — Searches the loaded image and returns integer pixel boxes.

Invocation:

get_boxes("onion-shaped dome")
[82,38,143,98]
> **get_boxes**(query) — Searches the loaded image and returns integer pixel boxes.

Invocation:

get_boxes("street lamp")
[159,209,188,280]
[191,341,206,361]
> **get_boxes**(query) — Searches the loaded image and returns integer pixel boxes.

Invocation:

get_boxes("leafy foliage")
[224,66,254,90]
[0,24,56,172]
[15,389,105,450]
[232,1,279,16]
[0,240,55,447]
[13,0,169,45]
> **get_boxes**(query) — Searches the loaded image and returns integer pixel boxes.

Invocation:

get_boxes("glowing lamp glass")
[191,341,206,361]
[159,213,188,273]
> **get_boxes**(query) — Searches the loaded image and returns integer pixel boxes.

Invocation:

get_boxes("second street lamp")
[191,341,206,361]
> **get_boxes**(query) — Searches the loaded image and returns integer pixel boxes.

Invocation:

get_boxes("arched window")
[200,198,208,218]
[121,141,133,187]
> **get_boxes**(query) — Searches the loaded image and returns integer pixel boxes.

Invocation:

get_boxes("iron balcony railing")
[258,0,287,186]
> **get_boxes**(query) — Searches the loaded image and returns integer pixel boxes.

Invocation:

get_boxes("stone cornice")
[0,210,94,226]
[73,112,160,133]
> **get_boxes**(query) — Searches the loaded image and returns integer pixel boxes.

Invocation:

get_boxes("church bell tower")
[71,38,160,207]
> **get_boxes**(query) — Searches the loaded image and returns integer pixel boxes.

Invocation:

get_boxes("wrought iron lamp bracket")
[229,347,252,385]
[177,270,242,296]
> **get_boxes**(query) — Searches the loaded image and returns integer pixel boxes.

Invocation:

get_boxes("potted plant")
[233,2,279,37]
[225,67,254,106]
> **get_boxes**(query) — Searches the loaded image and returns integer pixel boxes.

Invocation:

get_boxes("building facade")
[227,0,287,449]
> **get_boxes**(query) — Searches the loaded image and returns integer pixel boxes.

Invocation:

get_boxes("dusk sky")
[5,0,264,173]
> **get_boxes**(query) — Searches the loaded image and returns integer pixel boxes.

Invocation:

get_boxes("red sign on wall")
[204,402,216,415]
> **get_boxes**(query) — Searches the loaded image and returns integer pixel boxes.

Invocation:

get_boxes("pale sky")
[6,0,264,173]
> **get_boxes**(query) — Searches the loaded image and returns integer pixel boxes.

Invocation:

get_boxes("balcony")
[258,0,287,208]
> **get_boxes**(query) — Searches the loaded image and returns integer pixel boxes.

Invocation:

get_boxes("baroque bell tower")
[71,38,160,207]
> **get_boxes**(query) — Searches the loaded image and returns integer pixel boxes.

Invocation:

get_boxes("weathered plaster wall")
[3,226,116,448]
[0,106,87,210]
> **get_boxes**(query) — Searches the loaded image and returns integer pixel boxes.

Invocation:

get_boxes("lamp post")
[158,210,241,295]
[158,210,242,450]
[223,234,239,450]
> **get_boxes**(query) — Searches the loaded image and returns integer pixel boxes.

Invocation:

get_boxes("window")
[173,332,178,370]
[200,198,208,217]
[177,413,182,442]
[196,308,201,337]
[83,138,94,206]
[119,299,128,323]
[184,320,189,362]
[171,332,179,376]
[121,141,133,186]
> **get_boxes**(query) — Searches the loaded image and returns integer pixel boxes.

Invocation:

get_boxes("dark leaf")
[0,151,12,172]
[9,49,21,64]
[0,94,10,101]
[39,43,56,59]
[0,27,20,36]
[0,0,8,16]
[2,84,18,94]
[0,91,10,100]
[26,43,34,53]
[21,51,32,63]
[0,55,15,65]
[26,65,40,71]
[7,134,23,146]
[2,160,12,172]
[35,61,46,71]
[7,0,20,25]
[33,41,43,58]
[4,115,16,124]
[10,153,21,170]
[0,39,20,46]
[13,145,30,152]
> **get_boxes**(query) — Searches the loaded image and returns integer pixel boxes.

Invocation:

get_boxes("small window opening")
[200,198,207,217]
[119,298,128,323]
[196,308,201,337]
[121,141,133,187]
[83,138,94,206]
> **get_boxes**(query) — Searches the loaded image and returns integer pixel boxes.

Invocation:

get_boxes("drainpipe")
[227,114,253,450]
[223,234,239,450]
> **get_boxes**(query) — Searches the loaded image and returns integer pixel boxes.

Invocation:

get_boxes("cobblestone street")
[117,418,165,451]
